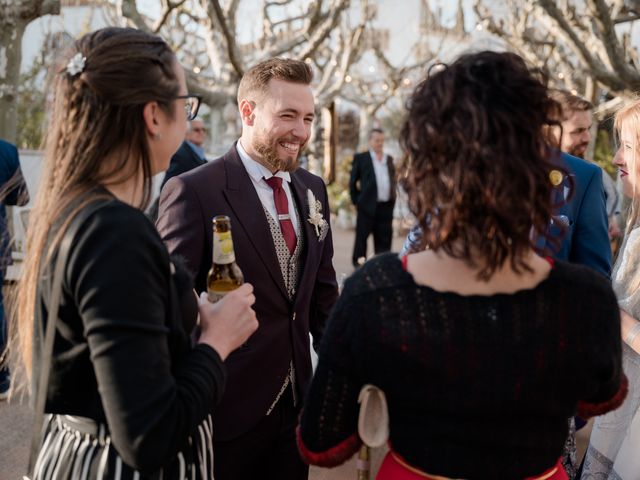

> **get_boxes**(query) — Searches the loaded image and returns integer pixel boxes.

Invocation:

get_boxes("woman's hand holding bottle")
[197,283,258,360]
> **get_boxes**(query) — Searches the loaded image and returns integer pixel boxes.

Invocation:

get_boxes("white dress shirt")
[370,149,391,202]
[236,141,300,235]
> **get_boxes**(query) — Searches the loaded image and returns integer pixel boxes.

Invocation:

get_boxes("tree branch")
[204,0,244,77]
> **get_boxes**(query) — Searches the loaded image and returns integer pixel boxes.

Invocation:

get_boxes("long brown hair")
[10,27,179,390]
[399,51,563,279]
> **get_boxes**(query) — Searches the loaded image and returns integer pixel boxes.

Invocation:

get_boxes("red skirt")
[376,451,568,480]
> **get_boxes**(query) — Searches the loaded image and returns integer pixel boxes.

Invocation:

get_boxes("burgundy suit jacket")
[157,144,338,441]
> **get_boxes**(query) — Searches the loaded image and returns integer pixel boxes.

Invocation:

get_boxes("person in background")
[349,128,396,267]
[11,27,257,479]
[581,98,640,480]
[0,139,29,400]
[161,118,207,188]
[298,51,626,480]
[549,89,621,242]
[541,88,615,478]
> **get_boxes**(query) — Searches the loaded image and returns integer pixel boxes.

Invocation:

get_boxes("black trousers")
[213,386,308,480]
[352,201,394,267]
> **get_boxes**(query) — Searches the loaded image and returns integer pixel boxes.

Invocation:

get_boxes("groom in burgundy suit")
[157,58,338,480]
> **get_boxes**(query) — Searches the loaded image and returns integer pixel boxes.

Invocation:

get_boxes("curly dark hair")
[399,51,566,279]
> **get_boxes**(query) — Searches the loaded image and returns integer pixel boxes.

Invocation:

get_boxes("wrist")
[624,322,640,348]
[198,334,230,361]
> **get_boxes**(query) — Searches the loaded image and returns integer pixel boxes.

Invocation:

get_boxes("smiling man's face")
[246,78,315,173]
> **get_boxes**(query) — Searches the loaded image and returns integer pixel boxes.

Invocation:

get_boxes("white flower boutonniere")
[307,189,329,241]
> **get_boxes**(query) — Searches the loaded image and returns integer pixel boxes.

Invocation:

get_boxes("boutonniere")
[307,189,329,241]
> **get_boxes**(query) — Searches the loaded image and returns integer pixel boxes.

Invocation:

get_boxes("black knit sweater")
[298,253,626,479]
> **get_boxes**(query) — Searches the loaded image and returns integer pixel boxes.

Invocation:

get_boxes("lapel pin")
[549,170,563,187]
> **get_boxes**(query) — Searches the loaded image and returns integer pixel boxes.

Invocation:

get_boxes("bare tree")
[0,0,61,142]
[117,0,371,111]
[340,0,469,148]
[474,0,640,117]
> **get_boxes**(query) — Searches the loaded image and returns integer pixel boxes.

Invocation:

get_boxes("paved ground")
[0,224,591,479]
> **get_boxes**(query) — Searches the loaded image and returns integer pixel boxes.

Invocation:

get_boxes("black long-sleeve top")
[38,196,226,473]
[298,253,627,479]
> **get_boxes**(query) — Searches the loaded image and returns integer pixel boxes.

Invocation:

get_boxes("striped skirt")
[30,414,214,480]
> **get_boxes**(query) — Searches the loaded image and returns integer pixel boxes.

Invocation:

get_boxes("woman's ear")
[143,101,161,138]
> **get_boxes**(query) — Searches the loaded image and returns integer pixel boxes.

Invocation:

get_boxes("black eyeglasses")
[175,94,202,121]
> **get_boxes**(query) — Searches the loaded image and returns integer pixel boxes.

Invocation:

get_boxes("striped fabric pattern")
[30,414,214,480]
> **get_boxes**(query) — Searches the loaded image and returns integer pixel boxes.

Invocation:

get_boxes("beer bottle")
[207,215,244,302]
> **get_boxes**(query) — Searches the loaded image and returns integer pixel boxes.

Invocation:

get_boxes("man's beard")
[252,131,303,172]
[568,142,589,158]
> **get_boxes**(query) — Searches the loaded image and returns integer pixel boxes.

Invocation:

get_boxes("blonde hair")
[614,98,640,232]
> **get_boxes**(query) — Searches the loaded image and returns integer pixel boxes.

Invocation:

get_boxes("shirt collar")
[236,140,292,183]
[369,149,385,162]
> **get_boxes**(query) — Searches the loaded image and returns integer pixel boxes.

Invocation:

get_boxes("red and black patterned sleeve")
[297,276,363,467]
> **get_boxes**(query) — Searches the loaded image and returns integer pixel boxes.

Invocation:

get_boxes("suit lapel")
[222,147,288,299]
[289,171,320,296]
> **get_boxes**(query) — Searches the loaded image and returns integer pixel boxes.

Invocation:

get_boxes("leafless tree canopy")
[474,0,640,117]
[117,0,373,109]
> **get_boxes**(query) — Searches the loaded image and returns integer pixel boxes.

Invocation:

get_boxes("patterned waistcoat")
[262,201,305,414]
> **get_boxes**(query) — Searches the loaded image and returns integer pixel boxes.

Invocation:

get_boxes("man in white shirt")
[349,128,396,267]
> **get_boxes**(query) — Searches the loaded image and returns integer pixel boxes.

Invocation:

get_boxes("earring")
[154,132,162,140]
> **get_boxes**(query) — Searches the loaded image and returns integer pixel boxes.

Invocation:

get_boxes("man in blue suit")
[161,118,207,188]
[546,89,611,277]
[544,151,610,276]
[0,139,29,399]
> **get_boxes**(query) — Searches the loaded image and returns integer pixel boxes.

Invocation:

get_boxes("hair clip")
[66,53,86,77]
[427,62,447,78]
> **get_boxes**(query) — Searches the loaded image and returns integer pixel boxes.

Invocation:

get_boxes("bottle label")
[213,231,235,265]
[208,290,227,303]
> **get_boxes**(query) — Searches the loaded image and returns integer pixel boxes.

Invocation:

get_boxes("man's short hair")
[369,128,384,139]
[237,58,313,104]
[550,89,593,121]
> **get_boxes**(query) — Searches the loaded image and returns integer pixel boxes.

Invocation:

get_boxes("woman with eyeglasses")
[297,51,626,479]
[10,27,258,479]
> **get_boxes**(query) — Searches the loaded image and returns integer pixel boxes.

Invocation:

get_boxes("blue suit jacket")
[545,152,611,277]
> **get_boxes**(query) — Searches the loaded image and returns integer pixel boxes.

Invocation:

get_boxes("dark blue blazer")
[0,139,29,271]
[545,152,611,277]
[161,141,206,189]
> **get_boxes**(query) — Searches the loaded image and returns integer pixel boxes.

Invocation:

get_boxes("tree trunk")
[322,101,338,184]
[0,23,27,143]
[0,0,61,143]
[359,109,372,152]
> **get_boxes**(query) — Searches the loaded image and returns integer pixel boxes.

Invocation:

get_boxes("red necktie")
[264,176,297,254]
